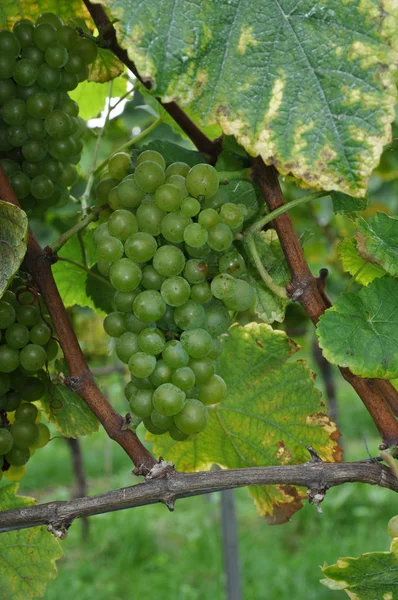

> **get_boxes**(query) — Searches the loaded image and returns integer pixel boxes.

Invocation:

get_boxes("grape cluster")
[0,288,55,480]
[0,13,97,214]
[93,150,255,441]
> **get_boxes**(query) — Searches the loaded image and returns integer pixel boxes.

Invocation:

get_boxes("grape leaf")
[0,200,28,298]
[70,77,127,120]
[331,192,368,214]
[0,484,63,600]
[0,0,90,27]
[148,323,341,523]
[317,276,398,379]
[40,363,99,437]
[85,266,115,314]
[89,48,124,83]
[98,0,397,197]
[337,237,386,286]
[141,140,204,167]
[356,212,398,277]
[321,538,398,599]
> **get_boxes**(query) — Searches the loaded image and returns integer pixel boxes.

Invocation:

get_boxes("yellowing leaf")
[337,237,386,286]
[356,212,398,277]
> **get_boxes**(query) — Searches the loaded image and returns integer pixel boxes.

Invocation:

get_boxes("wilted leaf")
[88,48,124,83]
[317,276,398,379]
[149,323,340,523]
[356,212,398,277]
[337,237,386,286]
[0,200,28,298]
[0,484,63,600]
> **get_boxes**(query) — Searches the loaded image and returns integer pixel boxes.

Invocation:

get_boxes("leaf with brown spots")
[149,323,341,522]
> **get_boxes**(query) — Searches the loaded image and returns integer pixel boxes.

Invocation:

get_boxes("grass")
[10,344,395,600]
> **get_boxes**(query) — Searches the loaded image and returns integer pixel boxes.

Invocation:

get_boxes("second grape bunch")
[93,150,255,441]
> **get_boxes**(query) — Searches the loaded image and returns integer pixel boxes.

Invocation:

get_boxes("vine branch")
[0,459,396,534]
[0,166,156,474]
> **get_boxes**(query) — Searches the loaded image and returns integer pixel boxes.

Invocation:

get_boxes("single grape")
[190,282,212,304]
[0,55,16,79]
[128,352,156,378]
[152,383,185,416]
[129,375,153,390]
[124,232,157,263]
[199,374,227,405]
[36,12,64,30]
[150,410,173,431]
[136,199,166,236]
[172,366,196,391]
[174,399,208,434]
[153,245,185,277]
[180,196,201,218]
[211,274,236,299]
[58,25,78,50]
[5,446,30,466]
[5,322,30,349]
[45,43,68,68]
[97,260,111,276]
[0,428,13,454]
[141,265,166,291]
[116,178,145,209]
[64,51,85,74]
[15,402,38,421]
[161,212,191,244]
[59,97,79,117]
[133,290,166,323]
[129,389,153,418]
[149,360,173,387]
[223,279,255,312]
[0,30,21,57]
[93,223,111,245]
[115,331,139,363]
[155,183,183,212]
[20,344,47,372]
[125,313,149,334]
[205,304,231,336]
[29,322,52,346]
[113,290,138,313]
[108,209,138,241]
[180,328,212,359]
[167,175,188,197]
[2,98,27,125]
[142,418,165,435]
[169,423,189,441]
[25,117,46,140]
[0,345,20,373]
[218,251,246,276]
[2,290,17,307]
[31,174,54,199]
[21,45,44,65]
[183,222,208,248]
[13,59,38,86]
[59,163,77,187]
[75,37,98,64]
[186,164,219,199]
[174,300,206,330]
[11,419,39,448]
[13,19,35,48]
[45,109,72,138]
[207,223,233,252]
[46,338,59,362]
[95,177,119,205]
[137,150,166,170]
[134,161,165,194]
[33,23,58,51]
[103,312,126,338]
[138,328,166,355]
[7,124,28,147]
[109,258,142,292]
[183,259,208,284]
[165,162,190,178]
[160,276,191,307]
[37,63,61,90]
[30,423,50,448]
[0,301,16,329]
[0,79,17,105]
[22,139,47,162]
[162,340,189,369]
[188,357,215,385]
[108,152,130,180]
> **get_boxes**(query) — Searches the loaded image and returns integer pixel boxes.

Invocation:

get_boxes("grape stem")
[49,206,104,254]
[245,237,287,299]
[56,257,113,288]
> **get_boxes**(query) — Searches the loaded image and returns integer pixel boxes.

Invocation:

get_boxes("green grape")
[129,389,153,418]
[152,383,185,416]
[0,55,16,79]
[0,79,16,105]
[218,251,246,276]
[161,212,191,243]
[205,304,231,336]
[0,301,16,329]
[26,117,46,140]
[45,109,72,138]
[93,223,111,245]
[183,223,208,248]
[155,183,183,212]
[97,260,111,276]
[13,59,38,86]
[153,245,185,277]
[160,276,191,307]
[5,390,21,411]
[188,357,215,385]
[13,20,35,48]
[2,290,17,307]
[129,375,153,390]
[125,313,149,334]
[165,162,190,178]
[142,417,165,435]
[136,199,166,236]
[134,161,166,194]
[20,344,47,372]
[21,376,45,401]
[150,410,173,431]
[113,290,138,313]
[48,136,77,160]
[167,175,188,197]
[59,97,78,117]
[186,164,219,199]
[7,124,27,147]
[116,178,145,209]
[29,322,52,345]
[141,265,166,291]
[109,258,142,292]
[11,418,39,448]
[157,305,177,332]
[133,290,166,323]
[45,43,68,68]
[174,300,206,330]
[190,282,212,304]
[0,428,13,454]
[124,232,157,263]
[0,345,19,372]
[2,98,27,125]
[180,196,201,217]
[162,340,189,369]
[149,360,172,387]
[33,23,58,51]
[137,150,166,170]
[183,259,209,284]
[16,83,40,101]
[0,124,12,151]
[108,187,124,211]
[207,223,233,252]
[115,331,139,363]
[108,152,130,180]
[30,423,50,448]
[138,328,166,355]
[5,446,30,466]
[96,177,119,204]
[223,279,255,312]
[198,208,219,229]
[0,31,21,57]
[59,163,77,186]
[219,202,244,228]
[172,366,195,391]
[103,311,126,338]
[180,328,212,359]
[9,171,30,199]
[174,399,208,434]
[0,373,11,396]
[5,322,30,349]
[31,174,54,199]
[46,338,59,362]
[37,64,61,90]
[185,245,210,259]
[58,25,78,50]
[75,37,98,64]
[21,45,44,65]
[22,139,47,162]
[199,374,227,405]
[64,51,85,74]
[15,402,38,421]
[211,273,236,299]
[108,209,138,241]
[36,12,64,30]
[169,423,189,441]
[128,351,156,378]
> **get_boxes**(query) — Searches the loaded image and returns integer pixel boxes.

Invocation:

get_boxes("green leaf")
[331,191,368,214]
[141,140,205,167]
[337,237,386,286]
[0,484,63,600]
[0,0,90,28]
[85,266,115,314]
[69,77,127,120]
[98,0,397,197]
[321,538,398,599]
[149,323,341,523]
[317,276,398,379]
[0,200,28,298]
[88,48,124,83]
[356,212,398,277]
[40,362,99,437]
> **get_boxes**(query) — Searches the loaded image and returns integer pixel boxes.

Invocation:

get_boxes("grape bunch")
[0,12,97,214]
[93,150,256,441]
[0,288,55,480]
